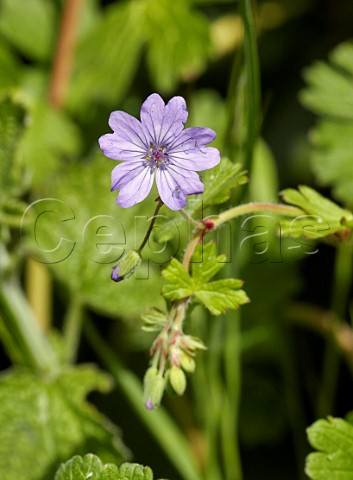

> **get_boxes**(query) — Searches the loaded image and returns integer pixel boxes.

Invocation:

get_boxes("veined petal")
[116,165,154,208]
[156,168,186,210]
[99,133,146,161]
[109,110,149,148]
[168,127,216,151]
[166,164,204,195]
[111,161,150,191]
[169,146,220,171]
[140,93,188,146]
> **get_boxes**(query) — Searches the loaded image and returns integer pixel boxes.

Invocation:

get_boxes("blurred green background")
[1,0,353,479]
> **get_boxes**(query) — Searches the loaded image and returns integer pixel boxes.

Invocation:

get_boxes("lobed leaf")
[55,454,156,480]
[161,242,249,314]
[305,417,353,479]
[280,185,353,238]
[0,367,127,480]
[300,41,353,205]
[161,259,194,299]
[194,278,249,315]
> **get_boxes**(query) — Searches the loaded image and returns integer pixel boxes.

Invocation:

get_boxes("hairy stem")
[213,202,304,229]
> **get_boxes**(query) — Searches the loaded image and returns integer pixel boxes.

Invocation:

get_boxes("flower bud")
[169,365,187,396]
[111,250,141,283]
[143,367,165,410]
[180,352,196,373]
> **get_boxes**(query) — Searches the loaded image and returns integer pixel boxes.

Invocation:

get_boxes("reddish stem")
[49,0,84,107]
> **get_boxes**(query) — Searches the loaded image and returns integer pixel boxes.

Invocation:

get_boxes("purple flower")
[99,93,220,210]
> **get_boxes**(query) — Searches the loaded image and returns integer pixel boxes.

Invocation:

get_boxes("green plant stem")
[222,312,243,480]
[238,0,261,166]
[317,242,353,416]
[137,199,163,254]
[0,280,58,374]
[213,202,304,228]
[180,208,202,228]
[63,295,84,364]
[84,317,202,480]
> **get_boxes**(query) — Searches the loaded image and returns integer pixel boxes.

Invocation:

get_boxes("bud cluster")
[142,304,206,409]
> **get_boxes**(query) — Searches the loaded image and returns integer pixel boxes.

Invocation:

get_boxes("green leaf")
[191,242,226,283]
[0,367,127,480]
[305,417,353,479]
[118,463,154,480]
[300,41,353,205]
[0,0,57,61]
[17,101,82,187]
[0,42,21,92]
[194,278,249,315]
[55,454,155,480]
[280,185,353,238]
[0,97,26,198]
[68,1,145,112]
[309,121,353,207]
[56,455,156,480]
[145,0,211,92]
[188,90,228,150]
[22,158,166,320]
[55,454,118,480]
[201,158,248,208]
[161,242,249,314]
[155,159,247,243]
[301,42,353,120]
[161,258,194,299]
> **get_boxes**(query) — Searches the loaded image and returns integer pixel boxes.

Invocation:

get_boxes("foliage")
[162,242,249,314]
[55,454,156,480]
[301,41,353,206]
[0,366,127,480]
[306,417,353,479]
[0,0,353,480]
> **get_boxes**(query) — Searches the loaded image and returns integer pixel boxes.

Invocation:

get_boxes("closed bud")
[180,352,196,373]
[182,335,207,352]
[143,367,165,410]
[111,250,141,283]
[169,365,187,396]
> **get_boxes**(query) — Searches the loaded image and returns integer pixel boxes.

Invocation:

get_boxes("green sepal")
[117,250,142,279]
[141,308,167,332]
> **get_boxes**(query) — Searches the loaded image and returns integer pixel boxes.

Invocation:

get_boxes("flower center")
[146,144,168,168]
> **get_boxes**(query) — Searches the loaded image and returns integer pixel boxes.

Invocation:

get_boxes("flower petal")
[99,133,146,161]
[169,127,216,151]
[140,93,188,146]
[111,161,150,191]
[169,146,220,171]
[98,110,149,161]
[156,168,186,210]
[166,164,204,195]
[109,110,149,147]
[116,165,154,208]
